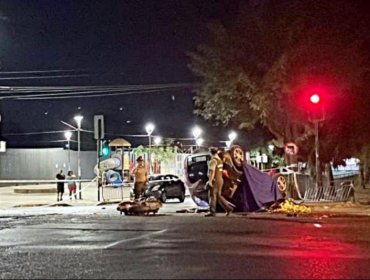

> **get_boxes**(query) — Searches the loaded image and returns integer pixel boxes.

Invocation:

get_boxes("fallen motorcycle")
[116,197,162,216]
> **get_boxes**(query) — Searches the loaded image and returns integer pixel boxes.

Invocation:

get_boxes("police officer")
[205,147,224,217]
[131,156,148,199]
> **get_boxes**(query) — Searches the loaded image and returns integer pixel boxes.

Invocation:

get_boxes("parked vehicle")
[139,174,186,203]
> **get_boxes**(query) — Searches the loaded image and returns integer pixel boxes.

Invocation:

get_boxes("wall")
[0,148,97,180]
[0,148,189,181]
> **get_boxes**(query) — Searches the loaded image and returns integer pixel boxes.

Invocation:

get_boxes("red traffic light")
[310,94,320,104]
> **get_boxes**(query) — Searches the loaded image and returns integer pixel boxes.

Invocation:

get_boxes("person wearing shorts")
[67,170,77,200]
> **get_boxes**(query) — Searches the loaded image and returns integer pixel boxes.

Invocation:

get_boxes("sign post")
[94,115,105,201]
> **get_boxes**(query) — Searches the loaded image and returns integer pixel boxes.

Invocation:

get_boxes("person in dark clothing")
[56,170,65,201]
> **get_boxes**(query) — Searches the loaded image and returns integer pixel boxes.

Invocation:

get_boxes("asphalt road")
[0,200,369,279]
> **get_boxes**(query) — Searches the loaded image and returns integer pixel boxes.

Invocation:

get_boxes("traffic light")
[308,93,324,121]
[310,93,320,104]
[100,142,110,157]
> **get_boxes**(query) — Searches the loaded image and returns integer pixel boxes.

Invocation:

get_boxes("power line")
[0,73,91,81]
[0,69,86,75]
[0,83,197,100]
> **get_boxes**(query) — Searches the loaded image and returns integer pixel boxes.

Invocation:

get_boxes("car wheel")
[230,145,245,170]
[178,191,185,203]
[160,190,167,203]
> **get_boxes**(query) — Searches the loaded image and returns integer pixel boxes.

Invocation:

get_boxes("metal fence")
[291,173,356,202]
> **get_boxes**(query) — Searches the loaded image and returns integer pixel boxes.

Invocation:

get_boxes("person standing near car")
[205,147,224,217]
[131,156,148,199]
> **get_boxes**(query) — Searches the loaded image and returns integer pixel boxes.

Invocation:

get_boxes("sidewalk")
[0,182,131,209]
[1,183,370,216]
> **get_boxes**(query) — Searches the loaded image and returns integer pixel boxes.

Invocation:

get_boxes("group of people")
[130,148,230,217]
[55,148,236,214]
[55,170,78,201]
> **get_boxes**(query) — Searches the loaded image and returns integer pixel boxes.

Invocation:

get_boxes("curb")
[13,203,50,208]
[14,187,56,194]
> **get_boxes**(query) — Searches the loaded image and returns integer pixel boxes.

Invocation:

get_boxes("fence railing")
[289,173,356,202]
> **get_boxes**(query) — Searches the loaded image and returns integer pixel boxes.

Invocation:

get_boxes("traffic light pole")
[97,139,101,202]
[314,120,320,188]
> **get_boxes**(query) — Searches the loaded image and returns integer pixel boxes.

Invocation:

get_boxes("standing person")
[67,170,77,200]
[131,156,148,199]
[55,170,65,201]
[205,147,224,217]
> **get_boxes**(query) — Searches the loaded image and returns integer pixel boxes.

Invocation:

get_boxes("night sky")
[0,0,269,150]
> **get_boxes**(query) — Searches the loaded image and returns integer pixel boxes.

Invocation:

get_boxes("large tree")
[188,0,370,170]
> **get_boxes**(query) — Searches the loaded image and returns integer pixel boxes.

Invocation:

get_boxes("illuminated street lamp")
[195,137,204,148]
[192,126,202,139]
[145,123,155,174]
[154,136,162,146]
[64,130,72,171]
[74,115,83,199]
[228,131,237,142]
[192,126,203,152]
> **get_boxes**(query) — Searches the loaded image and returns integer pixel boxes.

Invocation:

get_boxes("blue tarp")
[231,162,284,212]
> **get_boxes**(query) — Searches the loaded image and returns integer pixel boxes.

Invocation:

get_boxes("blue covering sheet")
[231,162,284,212]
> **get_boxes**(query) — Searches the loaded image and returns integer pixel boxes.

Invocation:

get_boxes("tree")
[188,0,370,170]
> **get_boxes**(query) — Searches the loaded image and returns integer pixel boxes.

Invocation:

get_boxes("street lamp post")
[145,123,155,175]
[228,131,237,143]
[192,126,202,151]
[74,115,83,199]
[64,131,72,171]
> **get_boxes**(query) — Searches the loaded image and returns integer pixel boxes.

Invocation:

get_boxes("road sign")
[284,142,299,156]
[94,115,104,140]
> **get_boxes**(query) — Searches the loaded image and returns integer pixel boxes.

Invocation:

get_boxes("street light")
[145,122,155,174]
[195,137,204,148]
[64,130,72,171]
[192,126,202,152]
[228,131,237,142]
[74,115,83,199]
[192,126,202,139]
[154,136,162,146]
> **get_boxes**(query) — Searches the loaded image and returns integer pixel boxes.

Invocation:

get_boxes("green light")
[101,143,110,157]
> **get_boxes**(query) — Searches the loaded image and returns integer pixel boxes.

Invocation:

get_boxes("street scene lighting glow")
[64,131,72,141]
[195,137,204,146]
[154,136,162,145]
[226,140,232,148]
[310,94,320,104]
[228,131,237,142]
[192,126,202,139]
[145,123,155,135]
[74,115,83,128]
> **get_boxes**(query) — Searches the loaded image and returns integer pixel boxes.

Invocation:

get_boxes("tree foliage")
[188,0,370,166]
